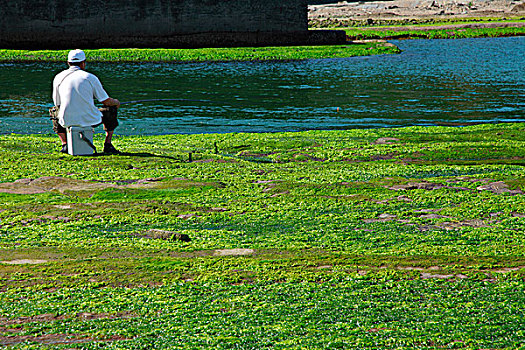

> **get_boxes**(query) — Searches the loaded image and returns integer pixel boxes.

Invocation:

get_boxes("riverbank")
[309,0,525,40]
[1,123,524,347]
[309,0,525,23]
[0,42,399,63]
[1,20,523,63]
[344,21,525,40]
[310,15,525,40]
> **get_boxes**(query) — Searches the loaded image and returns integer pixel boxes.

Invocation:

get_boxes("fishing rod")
[119,98,212,105]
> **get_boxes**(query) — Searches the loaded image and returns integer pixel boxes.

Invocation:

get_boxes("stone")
[512,3,525,12]
[1,259,48,265]
[147,229,191,242]
[373,137,400,145]
[213,249,255,256]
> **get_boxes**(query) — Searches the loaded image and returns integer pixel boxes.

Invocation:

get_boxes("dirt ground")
[309,0,525,20]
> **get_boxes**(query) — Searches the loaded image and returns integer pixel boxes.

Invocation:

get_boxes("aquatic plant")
[0,123,524,348]
[344,25,525,40]
[0,42,400,63]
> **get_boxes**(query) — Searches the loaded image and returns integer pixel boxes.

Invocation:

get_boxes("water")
[0,36,523,135]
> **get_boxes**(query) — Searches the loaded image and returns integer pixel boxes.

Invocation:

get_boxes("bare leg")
[104,130,114,144]
[58,132,67,145]
[103,130,120,154]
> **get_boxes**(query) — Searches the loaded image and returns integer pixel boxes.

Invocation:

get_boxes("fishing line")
[120,98,212,105]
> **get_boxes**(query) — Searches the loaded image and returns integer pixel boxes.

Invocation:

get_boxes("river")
[0,36,523,135]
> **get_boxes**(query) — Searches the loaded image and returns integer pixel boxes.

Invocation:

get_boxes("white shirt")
[52,66,109,127]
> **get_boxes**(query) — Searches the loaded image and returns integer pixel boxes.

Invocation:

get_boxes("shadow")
[434,121,486,127]
[91,152,181,160]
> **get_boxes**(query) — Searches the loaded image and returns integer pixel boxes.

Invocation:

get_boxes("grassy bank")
[345,24,525,40]
[310,17,525,40]
[1,123,524,348]
[0,42,400,63]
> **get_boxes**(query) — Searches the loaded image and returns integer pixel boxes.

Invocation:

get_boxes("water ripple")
[0,37,523,135]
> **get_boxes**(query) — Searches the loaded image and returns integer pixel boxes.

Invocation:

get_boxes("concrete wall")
[0,0,344,49]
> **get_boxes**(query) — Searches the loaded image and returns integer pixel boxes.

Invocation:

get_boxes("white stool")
[66,126,96,156]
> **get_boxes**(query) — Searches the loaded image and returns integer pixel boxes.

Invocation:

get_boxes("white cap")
[68,49,86,63]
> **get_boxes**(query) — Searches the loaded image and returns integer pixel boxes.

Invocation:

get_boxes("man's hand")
[102,98,120,108]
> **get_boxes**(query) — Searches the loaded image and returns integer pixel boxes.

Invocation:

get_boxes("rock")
[14,178,33,184]
[512,3,525,12]
[476,181,524,195]
[396,195,412,202]
[389,182,445,191]
[309,0,520,20]
[418,213,450,219]
[373,137,399,145]
[213,249,255,256]
[378,213,397,219]
[173,233,191,242]
[177,213,199,219]
[211,207,228,212]
[421,272,455,279]
[147,229,191,242]
[136,178,164,184]
[1,259,48,264]
[414,208,442,213]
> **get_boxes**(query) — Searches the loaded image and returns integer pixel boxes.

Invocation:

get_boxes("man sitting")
[51,49,121,154]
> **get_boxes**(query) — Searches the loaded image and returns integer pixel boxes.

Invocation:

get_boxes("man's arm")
[52,77,61,106]
[102,97,120,107]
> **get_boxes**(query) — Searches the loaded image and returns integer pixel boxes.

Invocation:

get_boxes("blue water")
[0,36,523,135]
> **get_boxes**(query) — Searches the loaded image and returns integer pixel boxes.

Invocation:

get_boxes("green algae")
[344,25,525,40]
[0,42,400,63]
[1,123,524,348]
[310,16,525,40]
[1,279,523,349]
[1,124,524,255]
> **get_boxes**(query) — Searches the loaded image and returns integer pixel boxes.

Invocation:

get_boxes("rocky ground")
[309,0,525,20]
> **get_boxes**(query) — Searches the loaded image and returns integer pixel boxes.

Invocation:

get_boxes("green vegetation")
[344,25,525,40]
[0,42,400,63]
[1,123,524,348]
[310,16,525,40]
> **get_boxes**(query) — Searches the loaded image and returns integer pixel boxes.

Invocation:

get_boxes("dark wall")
[0,0,348,49]
[0,0,307,34]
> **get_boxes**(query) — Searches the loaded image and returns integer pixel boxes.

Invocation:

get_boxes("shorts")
[50,106,119,134]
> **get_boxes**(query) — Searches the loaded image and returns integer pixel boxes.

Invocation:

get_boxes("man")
[51,49,121,154]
